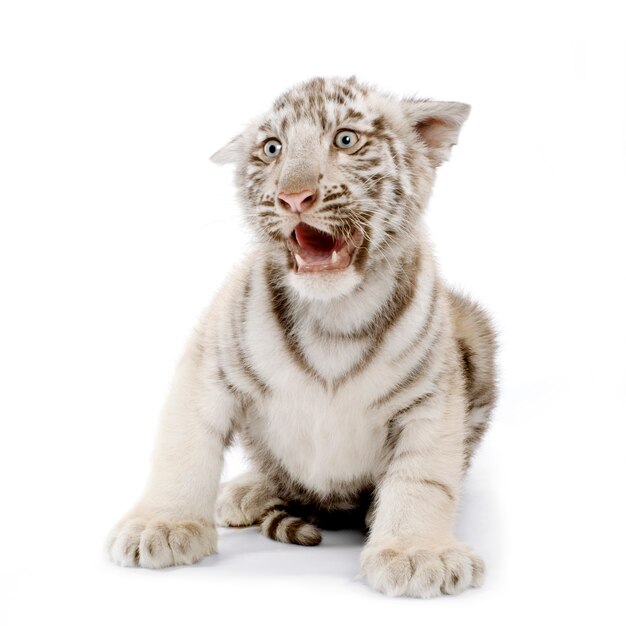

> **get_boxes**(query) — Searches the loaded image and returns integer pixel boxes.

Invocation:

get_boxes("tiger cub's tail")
[259,503,322,546]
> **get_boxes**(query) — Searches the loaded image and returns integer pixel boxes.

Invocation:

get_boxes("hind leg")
[217,471,282,528]
[217,471,321,546]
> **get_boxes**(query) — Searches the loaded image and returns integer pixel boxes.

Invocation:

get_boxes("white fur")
[108,78,495,599]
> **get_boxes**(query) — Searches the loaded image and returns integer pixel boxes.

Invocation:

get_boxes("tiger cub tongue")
[293,223,339,261]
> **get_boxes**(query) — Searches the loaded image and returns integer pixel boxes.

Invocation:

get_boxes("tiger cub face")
[211,77,469,301]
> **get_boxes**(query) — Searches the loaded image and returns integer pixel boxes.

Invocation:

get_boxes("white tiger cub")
[107,77,497,598]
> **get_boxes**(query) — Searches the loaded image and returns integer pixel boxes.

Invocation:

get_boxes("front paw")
[107,516,217,568]
[360,541,485,597]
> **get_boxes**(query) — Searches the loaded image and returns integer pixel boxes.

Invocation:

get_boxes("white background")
[1,1,625,624]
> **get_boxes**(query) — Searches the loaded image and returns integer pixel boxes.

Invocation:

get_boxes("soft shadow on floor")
[192,527,364,578]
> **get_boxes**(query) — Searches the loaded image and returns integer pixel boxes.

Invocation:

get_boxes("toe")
[139,522,174,568]
[109,519,144,567]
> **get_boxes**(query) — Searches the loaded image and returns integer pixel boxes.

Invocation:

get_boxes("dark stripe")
[322,190,349,203]
[331,251,420,389]
[319,107,329,132]
[370,331,443,409]
[256,502,288,523]
[458,338,475,395]
[231,270,270,396]
[464,421,489,468]
[234,338,269,395]
[384,412,405,454]
[257,211,278,220]
[382,383,441,456]
[265,511,289,537]
[395,283,439,361]
[419,479,455,501]
[216,365,246,400]
[344,108,363,121]
[264,261,327,388]
[381,470,455,503]
[311,317,371,341]
[471,400,493,411]
[388,390,436,422]
[355,157,382,169]
[317,202,349,213]
[285,518,306,543]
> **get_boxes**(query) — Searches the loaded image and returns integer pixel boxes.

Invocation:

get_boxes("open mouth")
[287,223,362,273]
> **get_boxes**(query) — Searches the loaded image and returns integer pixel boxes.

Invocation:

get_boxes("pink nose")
[278,189,316,213]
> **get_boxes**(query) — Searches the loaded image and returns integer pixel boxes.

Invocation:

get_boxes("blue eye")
[334,130,359,149]
[263,139,282,158]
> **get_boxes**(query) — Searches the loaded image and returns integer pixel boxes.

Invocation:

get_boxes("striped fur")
[108,77,497,598]
[216,471,321,546]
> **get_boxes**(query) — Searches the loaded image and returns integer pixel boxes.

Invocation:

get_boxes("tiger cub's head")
[212,77,469,301]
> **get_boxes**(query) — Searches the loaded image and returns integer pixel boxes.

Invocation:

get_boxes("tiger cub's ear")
[402,100,470,166]
[210,134,244,165]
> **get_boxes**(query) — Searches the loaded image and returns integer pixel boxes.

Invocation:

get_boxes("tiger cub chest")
[254,384,388,494]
